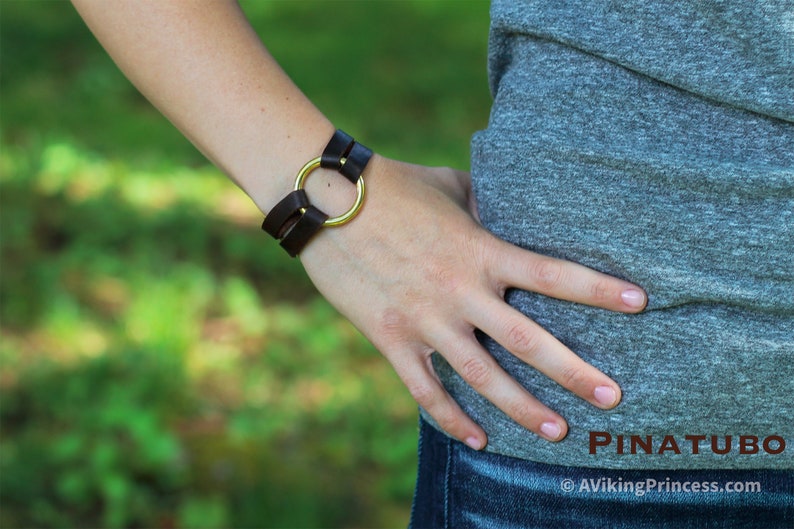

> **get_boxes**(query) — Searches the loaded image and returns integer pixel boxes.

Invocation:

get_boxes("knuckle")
[377,308,410,340]
[408,386,466,435]
[558,364,591,392]
[460,356,493,389]
[435,413,465,438]
[503,397,534,425]
[590,279,613,303]
[405,379,437,408]
[504,322,541,358]
[532,258,565,291]
[468,231,494,269]
[425,261,464,297]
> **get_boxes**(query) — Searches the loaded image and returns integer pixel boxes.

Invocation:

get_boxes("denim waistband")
[410,418,794,529]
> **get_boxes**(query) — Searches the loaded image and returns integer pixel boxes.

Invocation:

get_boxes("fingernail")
[621,288,646,309]
[540,422,562,440]
[594,386,618,407]
[465,437,483,450]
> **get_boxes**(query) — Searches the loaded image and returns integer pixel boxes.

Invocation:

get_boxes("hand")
[300,155,647,450]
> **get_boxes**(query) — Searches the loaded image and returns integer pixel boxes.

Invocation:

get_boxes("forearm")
[71,0,335,213]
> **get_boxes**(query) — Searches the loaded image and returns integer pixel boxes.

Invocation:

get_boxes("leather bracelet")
[279,205,328,257]
[261,129,373,257]
[261,189,310,240]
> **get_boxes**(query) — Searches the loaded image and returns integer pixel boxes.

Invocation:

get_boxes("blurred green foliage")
[0,1,491,527]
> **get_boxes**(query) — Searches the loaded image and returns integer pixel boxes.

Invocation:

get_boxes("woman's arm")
[72,0,647,450]
[71,0,334,214]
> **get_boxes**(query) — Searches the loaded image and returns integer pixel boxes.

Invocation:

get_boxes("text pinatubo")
[589,432,787,456]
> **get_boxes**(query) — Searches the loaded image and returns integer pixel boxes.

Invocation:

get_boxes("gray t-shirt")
[425,0,793,469]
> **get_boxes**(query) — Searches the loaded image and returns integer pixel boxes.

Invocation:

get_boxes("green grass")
[0,1,491,527]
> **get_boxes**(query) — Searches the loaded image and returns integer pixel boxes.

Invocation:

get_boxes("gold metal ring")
[293,157,365,227]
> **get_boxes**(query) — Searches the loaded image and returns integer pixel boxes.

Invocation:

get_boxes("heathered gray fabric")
[423,0,794,469]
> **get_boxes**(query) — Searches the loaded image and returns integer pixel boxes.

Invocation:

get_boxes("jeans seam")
[408,419,423,528]
[444,434,452,529]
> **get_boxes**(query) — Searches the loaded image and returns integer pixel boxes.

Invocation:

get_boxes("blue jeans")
[410,419,794,529]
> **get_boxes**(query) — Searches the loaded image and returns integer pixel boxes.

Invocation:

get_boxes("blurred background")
[0,1,491,527]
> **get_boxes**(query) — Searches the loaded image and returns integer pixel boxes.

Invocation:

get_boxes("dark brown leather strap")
[321,129,355,171]
[261,189,310,239]
[279,205,328,257]
[339,142,373,184]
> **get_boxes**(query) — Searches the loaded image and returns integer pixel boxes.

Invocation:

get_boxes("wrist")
[240,119,337,215]
[259,129,377,257]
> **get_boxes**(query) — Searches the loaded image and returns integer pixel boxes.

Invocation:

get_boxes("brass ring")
[293,157,365,227]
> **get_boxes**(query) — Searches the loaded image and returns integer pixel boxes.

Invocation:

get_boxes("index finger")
[489,240,647,312]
